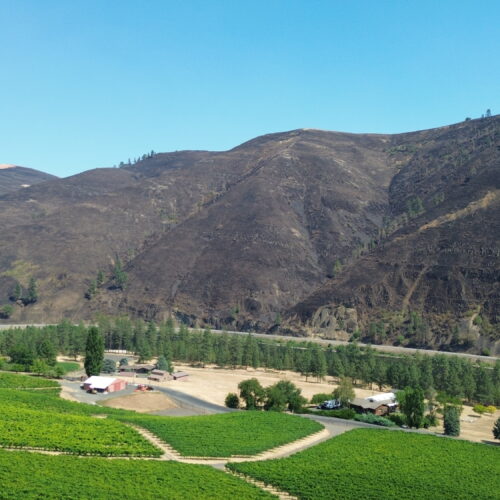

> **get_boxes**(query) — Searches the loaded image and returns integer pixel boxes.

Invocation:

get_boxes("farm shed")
[120,364,155,374]
[349,397,397,416]
[148,370,171,382]
[172,371,189,381]
[83,376,127,393]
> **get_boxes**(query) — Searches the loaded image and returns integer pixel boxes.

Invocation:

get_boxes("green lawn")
[56,361,81,374]
[0,449,273,500]
[118,411,323,457]
[229,429,500,500]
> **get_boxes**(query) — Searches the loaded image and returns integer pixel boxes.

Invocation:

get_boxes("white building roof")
[366,392,396,403]
[84,376,117,390]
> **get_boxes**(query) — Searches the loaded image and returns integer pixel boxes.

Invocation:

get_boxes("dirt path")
[125,423,331,465]
[227,469,297,500]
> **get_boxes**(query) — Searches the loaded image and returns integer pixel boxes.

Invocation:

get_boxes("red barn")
[83,376,127,393]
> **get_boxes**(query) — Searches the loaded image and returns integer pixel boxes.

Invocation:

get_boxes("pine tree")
[113,258,128,290]
[27,277,38,304]
[84,327,104,377]
[443,405,461,436]
[12,282,22,302]
[493,417,500,440]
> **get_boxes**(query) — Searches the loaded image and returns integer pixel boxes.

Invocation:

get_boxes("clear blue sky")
[1,0,498,177]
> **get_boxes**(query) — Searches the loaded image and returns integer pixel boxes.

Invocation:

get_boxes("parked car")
[318,399,342,410]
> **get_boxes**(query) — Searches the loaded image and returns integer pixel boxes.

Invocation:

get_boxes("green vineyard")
[229,429,500,499]
[0,449,273,500]
[0,405,161,456]
[118,411,323,457]
[0,372,60,389]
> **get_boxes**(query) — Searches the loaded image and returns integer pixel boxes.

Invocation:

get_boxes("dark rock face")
[0,117,498,352]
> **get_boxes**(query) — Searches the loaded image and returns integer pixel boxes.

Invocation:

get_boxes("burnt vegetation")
[0,116,498,354]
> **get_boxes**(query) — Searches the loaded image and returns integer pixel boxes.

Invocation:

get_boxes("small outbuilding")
[172,371,189,381]
[83,376,127,393]
[148,369,171,382]
[120,363,155,374]
[349,392,398,416]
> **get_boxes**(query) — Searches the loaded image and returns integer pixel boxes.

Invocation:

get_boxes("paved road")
[1,323,497,362]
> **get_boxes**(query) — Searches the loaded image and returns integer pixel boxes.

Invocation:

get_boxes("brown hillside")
[0,117,498,353]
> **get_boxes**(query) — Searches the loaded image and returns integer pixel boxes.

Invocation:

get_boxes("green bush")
[310,393,333,404]
[422,414,438,428]
[388,412,407,426]
[473,404,487,415]
[225,393,240,409]
[354,413,395,427]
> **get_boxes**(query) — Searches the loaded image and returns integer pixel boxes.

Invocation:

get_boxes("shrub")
[485,406,496,415]
[353,413,395,427]
[310,393,333,405]
[388,412,407,426]
[225,393,240,409]
[422,414,438,428]
[473,404,487,415]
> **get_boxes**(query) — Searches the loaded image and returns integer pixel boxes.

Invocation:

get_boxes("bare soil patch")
[100,392,178,413]
[152,363,380,405]
[429,406,500,444]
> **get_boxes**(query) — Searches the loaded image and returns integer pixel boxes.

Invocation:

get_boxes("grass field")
[118,411,323,457]
[0,449,273,500]
[229,429,500,500]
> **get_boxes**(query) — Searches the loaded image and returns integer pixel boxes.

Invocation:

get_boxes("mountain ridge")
[0,117,498,354]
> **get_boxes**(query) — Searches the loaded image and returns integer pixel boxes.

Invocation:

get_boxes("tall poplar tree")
[84,327,104,377]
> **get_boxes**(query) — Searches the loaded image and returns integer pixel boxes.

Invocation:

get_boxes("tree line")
[0,317,498,405]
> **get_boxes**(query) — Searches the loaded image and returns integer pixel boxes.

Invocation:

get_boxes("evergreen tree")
[84,327,104,377]
[228,334,243,368]
[443,405,461,436]
[27,277,38,304]
[200,329,214,366]
[113,258,128,290]
[157,355,171,372]
[310,344,327,381]
[12,282,22,302]
[37,338,57,366]
[162,341,173,374]
[493,418,500,440]
[397,387,425,428]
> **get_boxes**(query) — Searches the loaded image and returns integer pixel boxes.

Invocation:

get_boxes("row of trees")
[0,318,498,405]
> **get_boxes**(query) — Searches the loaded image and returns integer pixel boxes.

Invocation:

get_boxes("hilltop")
[0,164,57,196]
[0,116,498,353]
